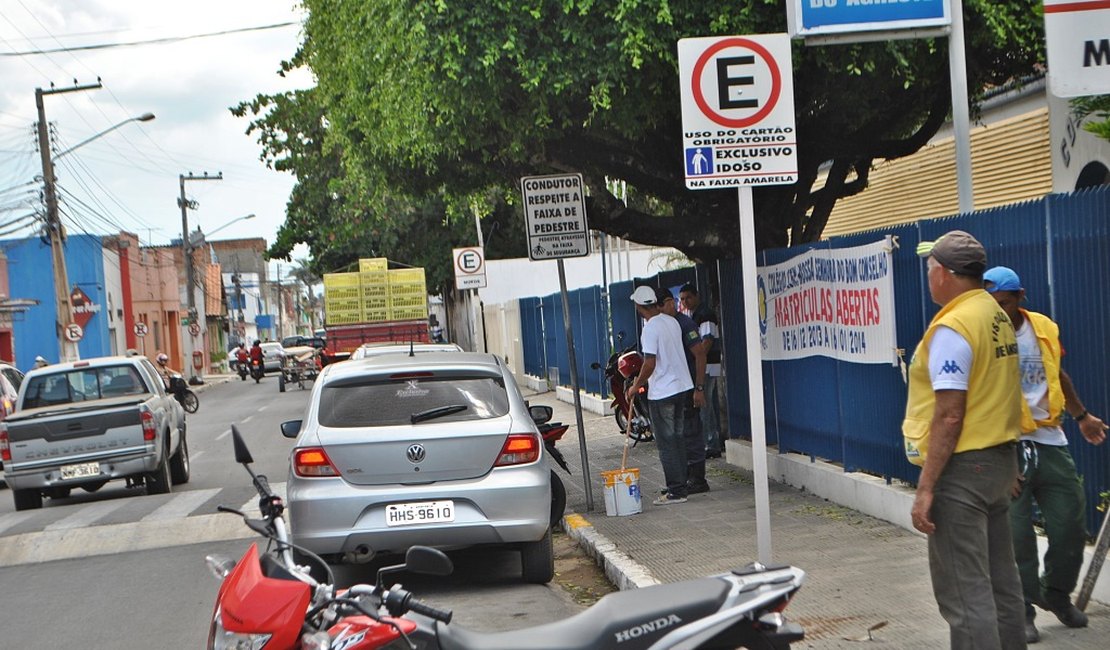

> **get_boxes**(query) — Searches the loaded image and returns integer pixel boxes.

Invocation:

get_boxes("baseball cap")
[983,266,1023,293]
[630,285,658,306]
[916,230,987,276]
[655,286,675,304]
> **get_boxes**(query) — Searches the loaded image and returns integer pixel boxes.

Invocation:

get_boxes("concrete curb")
[560,512,659,591]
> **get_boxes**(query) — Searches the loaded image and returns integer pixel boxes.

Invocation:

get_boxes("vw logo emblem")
[406,444,426,464]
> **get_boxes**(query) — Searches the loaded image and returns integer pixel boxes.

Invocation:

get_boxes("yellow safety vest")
[1018,309,1066,432]
[902,289,1022,466]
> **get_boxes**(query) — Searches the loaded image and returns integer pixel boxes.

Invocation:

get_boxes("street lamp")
[204,213,256,239]
[55,113,155,159]
[34,81,156,362]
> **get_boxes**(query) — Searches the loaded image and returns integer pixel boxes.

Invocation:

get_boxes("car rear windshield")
[22,365,150,409]
[318,375,510,427]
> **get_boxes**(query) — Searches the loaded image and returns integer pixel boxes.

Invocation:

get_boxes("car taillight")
[494,433,540,467]
[294,447,339,477]
[140,407,156,441]
[0,423,9,462]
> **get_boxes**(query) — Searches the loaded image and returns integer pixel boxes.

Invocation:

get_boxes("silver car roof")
[324,351,503,384]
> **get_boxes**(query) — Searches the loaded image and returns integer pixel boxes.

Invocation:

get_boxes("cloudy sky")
[0,0,312,268]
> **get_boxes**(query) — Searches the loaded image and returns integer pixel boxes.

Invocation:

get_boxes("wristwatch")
[1075,410,1090,421]
[696,385,704,392]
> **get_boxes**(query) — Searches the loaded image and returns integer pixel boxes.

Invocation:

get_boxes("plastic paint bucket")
[600,468,642,516]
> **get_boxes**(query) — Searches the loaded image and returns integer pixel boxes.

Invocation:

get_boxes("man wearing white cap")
[32,356,48,369]
[904,230,1026,649]
[984,265,1106,643]
[627,285,694,505]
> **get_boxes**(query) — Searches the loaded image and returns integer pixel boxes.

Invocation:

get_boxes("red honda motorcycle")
[207,426,807,650]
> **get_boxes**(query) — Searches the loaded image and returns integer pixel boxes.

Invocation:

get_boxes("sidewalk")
[530,390,1110,649]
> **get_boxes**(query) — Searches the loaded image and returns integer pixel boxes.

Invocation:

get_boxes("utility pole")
[36,81,102,362]
[178,172,222,382]
[276,262,283,340]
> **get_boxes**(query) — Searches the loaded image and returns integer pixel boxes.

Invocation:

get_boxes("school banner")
[757,238,897,365]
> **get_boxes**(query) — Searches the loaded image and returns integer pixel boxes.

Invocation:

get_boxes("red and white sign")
[756,239,897,365]
[134,322,149,338]
[678,34,798,189]
[1045,0,1110,97]
[69,286,101,329]
[64,322,84,343]
[453,246,487,290]
[189,322,201,337]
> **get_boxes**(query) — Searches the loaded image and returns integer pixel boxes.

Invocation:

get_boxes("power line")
[0,21,299,57]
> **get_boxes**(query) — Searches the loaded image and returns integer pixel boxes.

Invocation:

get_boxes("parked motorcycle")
[249,358,264,383]
[593,335,653,443]
[207,425,808,650]
[537,416,570,528]
[168,373,199,414]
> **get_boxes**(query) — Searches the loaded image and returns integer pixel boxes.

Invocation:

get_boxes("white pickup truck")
[0,355,189,511]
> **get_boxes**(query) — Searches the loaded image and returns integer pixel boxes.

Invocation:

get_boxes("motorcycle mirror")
[404,546,453,577]
[280,420,303,439]
[231,425,254,465]
[589,362,600,370]
[529,404,553,425]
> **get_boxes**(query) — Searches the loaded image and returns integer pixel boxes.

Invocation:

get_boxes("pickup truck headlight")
[208,606,272,649]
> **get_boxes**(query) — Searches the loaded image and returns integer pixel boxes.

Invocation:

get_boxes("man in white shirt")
[626,285,694,505]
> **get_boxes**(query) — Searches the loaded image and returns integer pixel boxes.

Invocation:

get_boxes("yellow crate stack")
[324,272,363,325]
[358,257,388,272]
[359,268,390,322]
[388,268,427,320]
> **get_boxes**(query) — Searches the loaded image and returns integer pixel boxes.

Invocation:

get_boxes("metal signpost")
[678,33,798,565]
[520,173,594,511]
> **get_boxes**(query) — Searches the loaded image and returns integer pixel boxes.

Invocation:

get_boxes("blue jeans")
[648,391,690,497]
[701,375,721,453]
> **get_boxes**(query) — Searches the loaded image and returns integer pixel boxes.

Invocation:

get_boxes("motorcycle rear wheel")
[549,470,566,528]
[182,390,199,414]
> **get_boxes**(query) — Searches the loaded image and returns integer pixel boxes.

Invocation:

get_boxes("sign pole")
[558,258,594,512]
[738,186,773,564]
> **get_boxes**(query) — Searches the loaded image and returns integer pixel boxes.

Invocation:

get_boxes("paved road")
[0,377,594,648]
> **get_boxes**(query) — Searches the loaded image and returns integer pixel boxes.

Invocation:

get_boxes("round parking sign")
[691,37,782,129]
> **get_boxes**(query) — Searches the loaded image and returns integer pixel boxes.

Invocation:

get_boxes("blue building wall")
[2,234,110,372]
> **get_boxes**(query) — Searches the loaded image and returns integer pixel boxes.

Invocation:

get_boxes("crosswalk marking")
[141,488,221,522]
[216,429,231,441]
[43,500,128,531]
[0,511,38,535]
[242,415,254,423]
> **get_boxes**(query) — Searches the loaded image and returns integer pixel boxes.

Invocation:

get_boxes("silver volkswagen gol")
[282,351,554,583]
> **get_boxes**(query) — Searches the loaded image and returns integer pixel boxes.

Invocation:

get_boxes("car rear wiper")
[411,404,468,424]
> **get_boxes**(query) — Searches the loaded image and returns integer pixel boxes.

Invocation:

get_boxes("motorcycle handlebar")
[385,587,453,624]
[254,474,272,499]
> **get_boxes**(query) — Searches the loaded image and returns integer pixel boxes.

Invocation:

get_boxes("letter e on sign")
[453,247,487,290]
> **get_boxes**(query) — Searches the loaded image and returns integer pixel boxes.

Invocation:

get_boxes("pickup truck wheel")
[13,488,42,511]
[520,527,555,584]
[146,446,172,495]
[170,431,191,485]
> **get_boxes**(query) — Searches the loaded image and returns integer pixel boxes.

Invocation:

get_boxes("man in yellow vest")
[904,230,1026,649]
[984,265,1107,643]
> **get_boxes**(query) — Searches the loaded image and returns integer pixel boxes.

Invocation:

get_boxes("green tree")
[1072,95,1110,141]
[241,1,1044,264]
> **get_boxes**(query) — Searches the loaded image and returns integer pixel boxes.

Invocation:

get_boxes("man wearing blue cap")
[984,265,1107,643]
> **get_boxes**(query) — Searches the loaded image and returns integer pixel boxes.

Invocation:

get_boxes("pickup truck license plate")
[385,500,454,527]
[60,462,101,480]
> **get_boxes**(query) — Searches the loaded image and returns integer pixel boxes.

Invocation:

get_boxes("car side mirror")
[404,546,453,576]
[280,420,302,439]
[529,404,553,425]
[231,425,254,465]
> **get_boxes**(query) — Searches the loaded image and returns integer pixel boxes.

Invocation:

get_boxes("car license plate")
[60,462,101,480]
[385,500,455,527]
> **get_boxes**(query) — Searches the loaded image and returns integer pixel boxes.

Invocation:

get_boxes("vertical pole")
[559,259,594,511]
[179,175,195,377]
[949,0,974,214]
[36,89,79,362]
[599,232,612,352]
[472,209,486,353]
[738,186,772,564]
[277,263,283,340]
